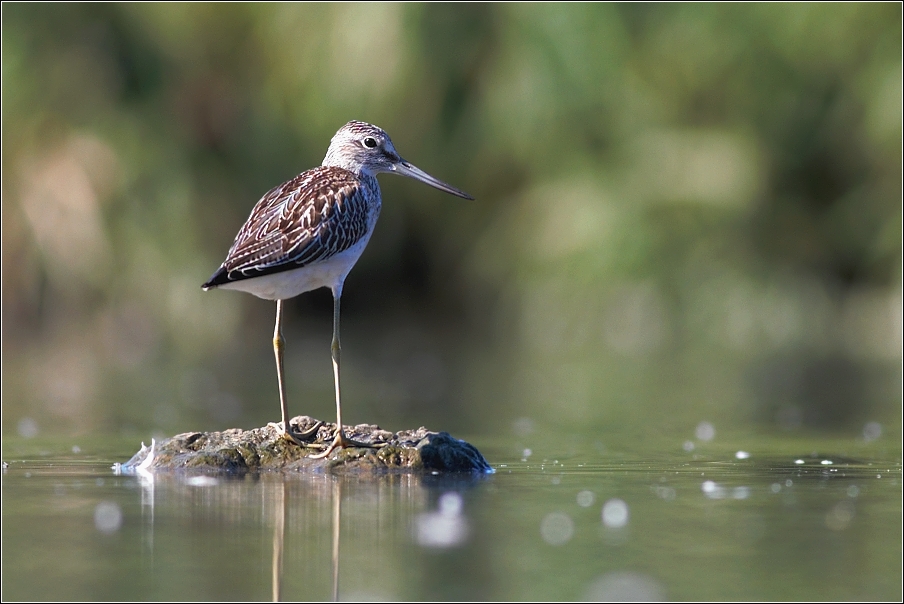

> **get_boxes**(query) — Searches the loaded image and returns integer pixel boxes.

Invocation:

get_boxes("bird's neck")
[321,151,370,177]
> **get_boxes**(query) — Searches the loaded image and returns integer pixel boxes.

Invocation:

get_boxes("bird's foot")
[308,428,387,460]
[269,420,324,448]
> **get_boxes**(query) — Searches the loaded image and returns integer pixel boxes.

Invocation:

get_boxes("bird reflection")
[270,476,342,602]
[127,468,487,600]
[136,450,155,568]
[271,481,285,602]
[331,478,341,602]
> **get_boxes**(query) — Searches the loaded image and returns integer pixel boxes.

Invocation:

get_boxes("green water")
[2,433,901,601]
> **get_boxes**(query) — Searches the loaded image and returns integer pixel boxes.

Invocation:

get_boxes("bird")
[202,120,473,459]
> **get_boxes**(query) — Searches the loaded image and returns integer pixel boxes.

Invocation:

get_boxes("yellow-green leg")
[311,287,384,459]
[271,299,322,445]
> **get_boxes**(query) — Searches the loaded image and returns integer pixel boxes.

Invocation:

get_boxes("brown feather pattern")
[204,166,375,287]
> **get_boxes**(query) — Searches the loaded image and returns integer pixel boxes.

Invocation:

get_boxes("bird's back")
[203,166,380,290]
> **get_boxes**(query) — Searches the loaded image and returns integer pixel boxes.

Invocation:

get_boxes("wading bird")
[202,121,473,458]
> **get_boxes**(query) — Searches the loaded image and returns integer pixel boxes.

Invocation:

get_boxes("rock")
[116,416,493,474]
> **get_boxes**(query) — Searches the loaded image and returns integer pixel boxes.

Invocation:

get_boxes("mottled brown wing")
[203,166,370,288]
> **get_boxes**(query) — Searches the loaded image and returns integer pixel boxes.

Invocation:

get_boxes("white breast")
[217,231,375,300]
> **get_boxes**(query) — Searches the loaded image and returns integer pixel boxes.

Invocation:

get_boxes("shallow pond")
[2,431,901,601]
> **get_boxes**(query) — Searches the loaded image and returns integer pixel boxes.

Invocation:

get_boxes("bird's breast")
[216,233,376,301]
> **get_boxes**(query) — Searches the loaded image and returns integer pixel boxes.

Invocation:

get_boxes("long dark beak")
[392,159,474,200]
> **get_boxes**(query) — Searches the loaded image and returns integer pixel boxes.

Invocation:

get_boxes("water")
[2,433,900,601]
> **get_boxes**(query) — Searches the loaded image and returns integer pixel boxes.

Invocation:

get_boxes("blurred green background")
[2,4,901,446]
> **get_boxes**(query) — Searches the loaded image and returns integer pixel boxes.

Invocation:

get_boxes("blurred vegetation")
[2,4,901,445]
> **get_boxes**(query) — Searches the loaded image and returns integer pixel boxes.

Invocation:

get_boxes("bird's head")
[323,120,473,200]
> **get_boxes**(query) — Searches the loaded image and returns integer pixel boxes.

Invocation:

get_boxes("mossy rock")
[117,416,492,474]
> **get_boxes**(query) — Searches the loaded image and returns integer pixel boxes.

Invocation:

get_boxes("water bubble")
[770,483,781,493]
[71,445,82,454]
[695,421,715,442]
[577,491,595,507]
[94,501,123,534]
[584,571,664,602]
[513,417,535,436]
[820,459,833,465]
[825,500,855,531]
[735,451,750,460]
[521,448,532,461]
[416,493,468,548]
[438,492,463,516]
[540,512,574,545]
[602,499,629,528]
[847,486,860,498]
[785,479,793,487]
[17,418,38,439]
[682,440,695,452]
[863,421,882,442]
[653,486,676,501]
[794,459,805,465]
[416,513,468,548]
[732,486,750,500]
[701,481,726,499]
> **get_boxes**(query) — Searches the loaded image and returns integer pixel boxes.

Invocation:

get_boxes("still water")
[2,431,901,601]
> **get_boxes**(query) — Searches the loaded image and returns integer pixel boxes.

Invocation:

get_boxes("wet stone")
[118,416,492,474]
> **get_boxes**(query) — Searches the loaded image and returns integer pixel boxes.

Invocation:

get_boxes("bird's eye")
[363,137,378,149]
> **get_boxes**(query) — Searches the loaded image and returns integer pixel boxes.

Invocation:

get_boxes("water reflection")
[126,468,488,601]
[131,447,303,600]
[330,478,339,603]
[272,481,285,602]
[2,437,899,601]
[415,492,469,548]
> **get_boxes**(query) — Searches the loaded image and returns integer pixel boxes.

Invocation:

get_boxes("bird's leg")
[271,299,322,445]
[311,287,385,459]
